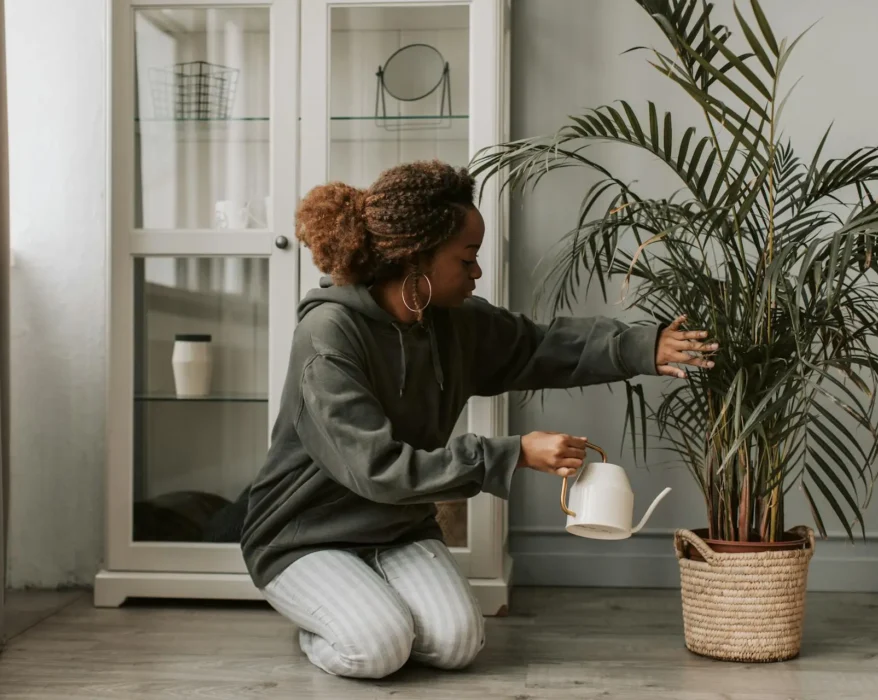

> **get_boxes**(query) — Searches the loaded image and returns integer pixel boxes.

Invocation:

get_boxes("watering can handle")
[560,440,607,517]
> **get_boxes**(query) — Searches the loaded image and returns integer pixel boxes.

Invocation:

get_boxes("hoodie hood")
[298,276,444,397]
[298,276,395,324]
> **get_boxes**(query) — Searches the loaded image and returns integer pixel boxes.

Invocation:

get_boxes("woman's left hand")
[656,315,718,378]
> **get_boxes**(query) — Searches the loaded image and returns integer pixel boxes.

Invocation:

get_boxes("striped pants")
[261,539,486,679]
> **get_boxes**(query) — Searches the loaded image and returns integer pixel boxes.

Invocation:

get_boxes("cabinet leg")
[93,571,127,608]
[470,552,513,616]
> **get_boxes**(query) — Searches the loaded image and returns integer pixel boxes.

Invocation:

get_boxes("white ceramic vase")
[172,334,213,398]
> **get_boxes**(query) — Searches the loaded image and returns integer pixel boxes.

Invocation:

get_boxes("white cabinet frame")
[96,0,512,616]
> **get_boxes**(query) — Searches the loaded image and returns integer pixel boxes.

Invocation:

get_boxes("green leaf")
[624,381,649,463]
[750,0,779,56]
[595,110,620,137]
[658,69,770,166]
[663,111,674,161]
[678,0,699,40]
[621,101,646,144]
[605,105,633,141]
[676,126,696,171]
[648,102,659,147]
[716,376,800,474]
[696,150,718,196]
[776,21,819,78]
[686,136,709,181]
[808,373,873,434]
[774,77,802,130]
[805,466,855,541]
[636,382,648,462]
[734,2,776,77]
[703,22,773,101]
[673,30,771,119]
[716,137,761,209]
[807,424,861,497]
[734,162,771,224]
[708,122,744,205]
[811,398,869,470]
[802,481,828,538]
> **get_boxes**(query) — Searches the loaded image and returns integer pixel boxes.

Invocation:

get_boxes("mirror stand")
[373,43,452,130]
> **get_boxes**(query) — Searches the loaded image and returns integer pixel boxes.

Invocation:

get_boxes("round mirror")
[380,44,447,102]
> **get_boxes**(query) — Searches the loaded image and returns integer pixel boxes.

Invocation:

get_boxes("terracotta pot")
[683,528,810,562]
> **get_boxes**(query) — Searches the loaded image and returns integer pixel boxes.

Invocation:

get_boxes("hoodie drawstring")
[393,319,444,398]
[394,324,407,397]
[426,321,445,392]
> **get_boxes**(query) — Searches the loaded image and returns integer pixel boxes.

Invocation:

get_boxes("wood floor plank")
[1,588,876,699]
[2,590,84,641]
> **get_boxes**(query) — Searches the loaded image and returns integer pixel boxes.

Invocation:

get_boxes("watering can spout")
[631,487,673,534]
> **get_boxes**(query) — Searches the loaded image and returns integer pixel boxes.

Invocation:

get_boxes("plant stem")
[764,65,779,344]
[759,496,770,540]
[767,444,782,541]
[738,443,751,540]
[706,389,716,538]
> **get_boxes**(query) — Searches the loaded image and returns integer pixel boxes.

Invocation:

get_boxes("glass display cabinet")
[96,0,512,615]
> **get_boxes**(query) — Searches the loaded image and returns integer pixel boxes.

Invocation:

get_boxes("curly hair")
[295,160,476,285]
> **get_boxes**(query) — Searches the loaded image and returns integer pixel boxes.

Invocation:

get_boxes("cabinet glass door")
[130,6,271,548]
[134,7,271,231]
[325,4,471,550]
[132,256,268,545]
[104,0,293,576]
[300,0,507,583]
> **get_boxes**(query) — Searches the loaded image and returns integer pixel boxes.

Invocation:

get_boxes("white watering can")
[560,440,672,539]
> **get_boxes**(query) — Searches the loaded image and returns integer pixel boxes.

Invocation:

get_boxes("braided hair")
[295,160,476,285]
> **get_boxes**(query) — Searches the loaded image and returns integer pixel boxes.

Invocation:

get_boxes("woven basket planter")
[674,526,815,663]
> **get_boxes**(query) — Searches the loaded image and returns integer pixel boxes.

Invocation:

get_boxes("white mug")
[561,441,671,539]
[215,200,251,229]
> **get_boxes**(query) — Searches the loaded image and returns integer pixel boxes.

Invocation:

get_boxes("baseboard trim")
[509,525,876,538]
[93,566,514,615]
[509,529,878,592]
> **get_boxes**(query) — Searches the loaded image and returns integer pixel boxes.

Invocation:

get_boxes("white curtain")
[0,0,9,653]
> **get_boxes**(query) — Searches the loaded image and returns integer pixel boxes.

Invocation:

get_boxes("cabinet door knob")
[275,235,289,249]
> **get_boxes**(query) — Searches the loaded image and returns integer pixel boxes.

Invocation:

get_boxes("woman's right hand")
[517,432,587,477]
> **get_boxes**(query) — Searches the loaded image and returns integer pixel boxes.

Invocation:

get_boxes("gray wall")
[506,0,878,591]
[7,0,106,587]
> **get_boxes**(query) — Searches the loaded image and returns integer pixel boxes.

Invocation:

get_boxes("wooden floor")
[2,587,877,699]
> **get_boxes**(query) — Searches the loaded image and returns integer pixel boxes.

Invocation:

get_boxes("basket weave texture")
[674,526,815,663]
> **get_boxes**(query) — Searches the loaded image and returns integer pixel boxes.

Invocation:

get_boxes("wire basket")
[149,60,239,120]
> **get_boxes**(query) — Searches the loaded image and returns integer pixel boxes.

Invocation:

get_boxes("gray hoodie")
[240,278,662,589]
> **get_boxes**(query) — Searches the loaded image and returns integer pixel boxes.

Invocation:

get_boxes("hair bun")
[295,182,375,285]
[351,187,368,220]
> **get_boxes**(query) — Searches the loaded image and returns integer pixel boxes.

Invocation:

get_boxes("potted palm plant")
[472,0,878,662]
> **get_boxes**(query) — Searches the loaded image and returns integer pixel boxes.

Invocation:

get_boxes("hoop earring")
[401,272,432,318]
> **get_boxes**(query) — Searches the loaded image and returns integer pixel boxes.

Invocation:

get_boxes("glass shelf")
[134,115,467,121]
[331,115,468,145]
[135,117,271,144]
[135,393,268,403]
[134,115,467,144]
[135,117,269,122]
[331,115,468,121]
